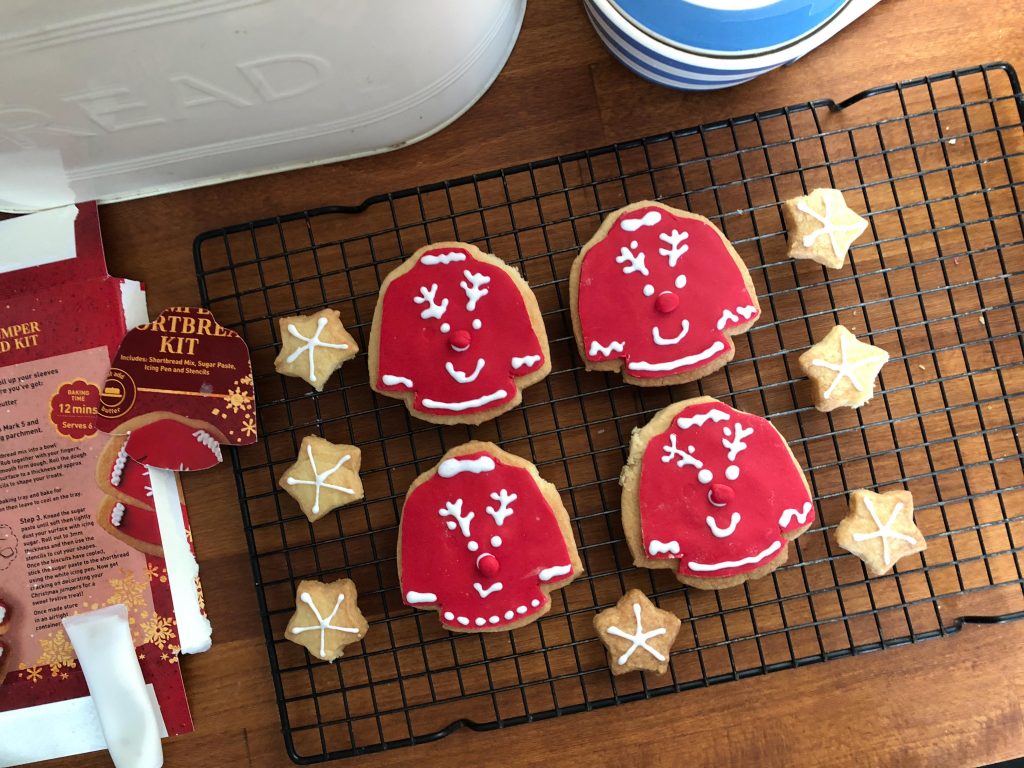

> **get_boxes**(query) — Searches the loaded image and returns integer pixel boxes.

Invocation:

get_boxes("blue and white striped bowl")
[586,0,880,91]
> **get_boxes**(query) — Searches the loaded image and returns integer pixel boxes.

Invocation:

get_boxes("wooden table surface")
[54,1,1024,766]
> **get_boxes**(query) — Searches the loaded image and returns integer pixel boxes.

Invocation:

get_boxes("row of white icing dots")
[442,598,543,628]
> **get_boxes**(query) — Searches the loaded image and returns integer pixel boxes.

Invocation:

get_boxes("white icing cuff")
[62,606,164,768]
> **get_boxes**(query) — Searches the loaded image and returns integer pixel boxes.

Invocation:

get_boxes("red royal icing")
[577,204,759,378]
[124,418,223,471]
[375,246,545,417]
[400,451,577,629]
[638,400,815,580]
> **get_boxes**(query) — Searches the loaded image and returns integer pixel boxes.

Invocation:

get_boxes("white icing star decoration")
[836,489,926,577]
[593,589,681,675]
[783,188,868,269]
[799,325,889,411]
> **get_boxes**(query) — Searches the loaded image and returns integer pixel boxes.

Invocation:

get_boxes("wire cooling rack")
[194,62,1024,763]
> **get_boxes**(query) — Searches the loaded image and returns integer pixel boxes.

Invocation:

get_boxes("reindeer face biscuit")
[782,188,868,269]
[369,242,551,425]
[279,436,364,523]
[398,442,582,632]
[798,325,888,411]
[837,489,926,577]
[274,308,358,391]
[621,397,816,590]
[570,201,760,386]
[285,579,368,661]
[594,590,680,675]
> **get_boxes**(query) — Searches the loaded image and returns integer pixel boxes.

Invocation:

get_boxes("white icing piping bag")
[149,466,213,654]
[62,605,164,768]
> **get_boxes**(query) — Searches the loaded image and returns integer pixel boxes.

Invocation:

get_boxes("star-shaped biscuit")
[285,579,368,661]
[798,325,888,411]
[836,489,926,577]
[593,589,680,675]
[280,436,364,523]
[782,188,868,269]
[274,308,358,391]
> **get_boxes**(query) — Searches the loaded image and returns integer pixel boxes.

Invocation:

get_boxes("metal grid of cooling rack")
[193,63,1024,763]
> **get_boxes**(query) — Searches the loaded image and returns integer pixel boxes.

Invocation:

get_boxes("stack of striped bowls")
[585,0,880,91]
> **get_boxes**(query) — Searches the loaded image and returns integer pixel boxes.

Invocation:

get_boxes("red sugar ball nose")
[449,329,472,351]
[476,553,500,578]
[655,291,680,314]
[709,483,735,506]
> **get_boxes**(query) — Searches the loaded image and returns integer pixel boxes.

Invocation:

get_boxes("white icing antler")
[438,499,474,538]
[414,284,448,320]
[460,270,491,311]
[721,422,753,462]
[661,433,702,470]
[657,229,689,268]
[616,241,650,276]
[485,489,517,526]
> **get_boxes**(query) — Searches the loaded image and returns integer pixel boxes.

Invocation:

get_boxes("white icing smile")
[652,320,690,346]
[445,358,485,383]
[705,512,741,538]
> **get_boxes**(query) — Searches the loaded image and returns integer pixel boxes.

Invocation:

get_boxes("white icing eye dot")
[630,240,638,249]
[723,426,732,436]
[467,540,479,552]
[440,322,451,333]
[472,318,482,330]
[491,535,502,547]
[688,445,696,453]
[643,284,655,297]
[446,521,457,531]
[675,274,687,289]
[725,465,740,481]
[698,469,713,484]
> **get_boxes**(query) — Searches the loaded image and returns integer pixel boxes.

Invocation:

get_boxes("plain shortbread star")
[836,489,926,577]
[798,325,889,412]
[782,188,868,269]
[593,589,681,675]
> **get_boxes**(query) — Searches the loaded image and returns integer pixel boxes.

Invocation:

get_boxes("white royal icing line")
[852,498,918,567]
[725,465,740,481]
[675,274,687,289]
[779,501,814,528]
[589,339,625,357]
[706,512,741,538]
[286,316,350,383]
[797,194,864,262]
[687,539,783,573]
[421,389,508,412]
[652,320,690,346]
[812,331,885,399]
[460,270,490,311]
[485,489,516,525]
[405,591,437,604]
[381,374,413,388]
[511,354,541,370]
[538,564,573,582]
[438,499,474,538]
[606,602,668,666]
[676,408,730,430]
[657,229,689,268]
[192,429,223,464]
[290,592,360,659]
[721,422,753,462]
[111,502,125,527]
[715,304,758,331]
[621,210,662,231]
[421,251,466,265]
[661,434,702,470]
[438,456,496,477]
[472,318,482,330]
[627,341,725,372]
[473,581,503,598]
[445,358,485,384]
[110,442,129,486]
[414,283,448,320]
[648,539,680,556]
[616,243,649,276]
[286,444,353,515]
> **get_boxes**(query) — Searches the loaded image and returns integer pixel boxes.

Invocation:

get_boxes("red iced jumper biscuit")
[371,244,547,422]
[573,202,759,384]
[399,446,579,631]
[629,399,814,586]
